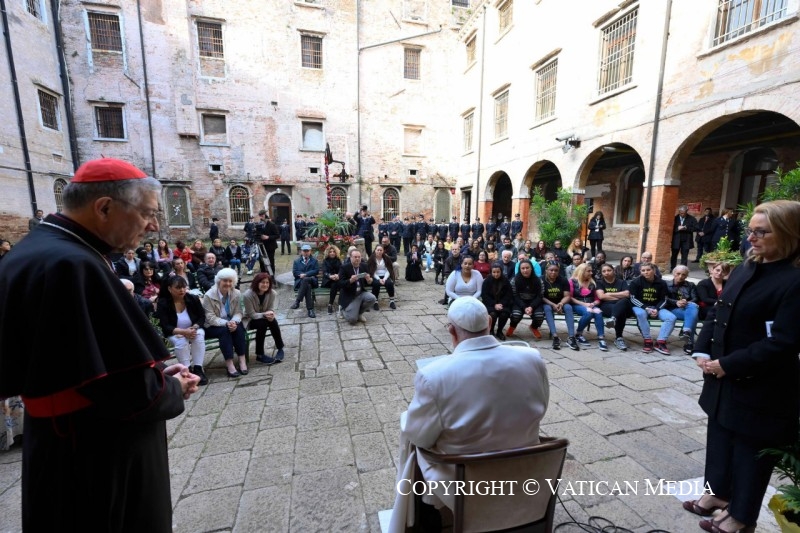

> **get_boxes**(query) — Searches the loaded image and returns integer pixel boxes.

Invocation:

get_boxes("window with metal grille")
[452,0,470,7]
[535,59,558,121]
[435,189,451,222]
[87,12,122,52]
[465,35,476,65]
[713,0,787,46]
[382,188,400,221]
[165,186,190,226]
[95,106,125,139]
[494,91,508,139]
[404,48,421,80]
[302,121,324,150]
[301,35,323,69]
[597,8,637,95]
[26,0,41,19]
[404,127,422,155]
[197,21,224,59]
[53,179,67,213]
[330,186,347,213]
[463,113,474,152]
[228,186,251,224]
[618,167,644,224]
[38,90,59,130]
[498,0,513,33]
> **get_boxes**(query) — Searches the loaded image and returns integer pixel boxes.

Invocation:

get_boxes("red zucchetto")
[71,158,147,183]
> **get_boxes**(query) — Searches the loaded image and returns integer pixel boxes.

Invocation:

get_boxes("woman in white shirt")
[445,255,483,303]
[367,246,397,310]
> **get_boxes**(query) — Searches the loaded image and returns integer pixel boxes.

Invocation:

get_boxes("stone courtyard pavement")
[0,255,781,532]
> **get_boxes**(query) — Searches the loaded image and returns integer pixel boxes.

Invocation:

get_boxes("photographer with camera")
[254,209,279,275]
[354,205,376,256]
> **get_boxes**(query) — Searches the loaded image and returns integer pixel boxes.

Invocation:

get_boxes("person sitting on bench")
[290,244,318,319]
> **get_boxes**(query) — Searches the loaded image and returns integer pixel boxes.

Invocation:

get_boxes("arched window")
[617,167,644,224]
[435,189,450,222]
[164,186,191,226]
[228,186,251,224]
[53,178,67,213]
[382,188,400,221]
[330,186,347,213]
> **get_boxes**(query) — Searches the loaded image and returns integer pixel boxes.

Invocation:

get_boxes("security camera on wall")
[555,133,575,142]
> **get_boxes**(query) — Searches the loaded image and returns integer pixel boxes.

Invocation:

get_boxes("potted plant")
[762,430,800,532]
[303,209,356,257]
[698,236,744,272]
[529,186,589,245]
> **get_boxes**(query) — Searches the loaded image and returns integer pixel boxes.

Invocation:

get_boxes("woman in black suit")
[696,262,731,320]
[587,211,606,258]
[684,200,800,533]
[156,276,208,385]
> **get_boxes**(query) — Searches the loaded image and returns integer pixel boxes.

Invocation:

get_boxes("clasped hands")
[163,364,201,399]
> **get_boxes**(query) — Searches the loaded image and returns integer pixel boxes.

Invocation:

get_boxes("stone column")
[641,185,678,269]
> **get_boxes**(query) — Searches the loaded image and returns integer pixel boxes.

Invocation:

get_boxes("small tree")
[739,162,800,229]
[529,186,589,246]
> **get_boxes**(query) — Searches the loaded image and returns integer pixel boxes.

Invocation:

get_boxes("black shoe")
[438,298,447,305]
[552,337,561,350]
[226,370,241,378]
[389,301,396,309]
[496,331,506,341]
[308,309,316,318]
[239,367,249,375]
[275,348,285,361]
[327,304,333,314]
[373,302,379,311]
[192,365,209,386]
[290,302,300,310]
[683,342,694,355]
[567,337,580,351]
[256,354,276,365]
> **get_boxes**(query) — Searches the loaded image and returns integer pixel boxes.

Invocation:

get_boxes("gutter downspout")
[640,0,673,255]
[473,5,487,221]
[50,0,80,171]
[1,0,37,214]
[136,0,156,177]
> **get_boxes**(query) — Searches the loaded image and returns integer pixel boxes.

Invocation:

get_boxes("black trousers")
[364,238,373,257]
[488,309,511,333]
[670,246,690,269]
[599,299,632,338]
[695,239,713,261]
[589,239,603,258]
[510,303,544,328]
[705,416,779,525]
[247,317,284,355]
[280,238,290,254]
[403,237,412,255]
[294,278,317,309]
[257,244,275,275]
[391,236,401,251]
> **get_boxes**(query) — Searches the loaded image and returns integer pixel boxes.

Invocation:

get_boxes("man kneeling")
[390,297,549,531]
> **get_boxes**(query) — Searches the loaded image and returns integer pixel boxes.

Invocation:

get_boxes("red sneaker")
[654,340,671,355]
[530,326,542,339]
[505,327,516,337]
[643,339,654,353]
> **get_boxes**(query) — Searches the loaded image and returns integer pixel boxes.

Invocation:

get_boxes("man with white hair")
[391,297,549,530]
[338,248,377,324]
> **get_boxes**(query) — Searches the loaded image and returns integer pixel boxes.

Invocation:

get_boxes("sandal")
[683,499,726,516]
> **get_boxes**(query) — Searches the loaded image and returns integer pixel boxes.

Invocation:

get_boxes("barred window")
[228,186,251,224]
[26,0,41,19]
[197,21,224,59]
[165,187,190,226]
[382,188,400,221]
[330,186,347,213]
[87,12,122,53]
[463,113,474,152]
[301,35,323,69]
[466,35,476,65]
[404,48,421,80]
[597,8,637,95]
[38,90,59,131]
[53,178,67,213]
[498,0,513,33]
[535,59,558,121]
[452,0,470,7]
[494,91,508,139]
[713,0,787,46]
[94,106,125,139]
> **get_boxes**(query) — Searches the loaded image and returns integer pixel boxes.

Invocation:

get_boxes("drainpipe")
[473,5,487,221]
[50,0,80,170]
[136,0,156,177]
[1,0,38,214]
[639,0,673,255]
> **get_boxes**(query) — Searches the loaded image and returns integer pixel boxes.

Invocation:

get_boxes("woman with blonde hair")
[568,263,607,350]
[687,200,800,533]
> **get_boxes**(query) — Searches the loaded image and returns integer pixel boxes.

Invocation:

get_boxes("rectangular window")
[713,0,787,46]
[87,12,122,53]
[452,0,470,7]
[404,48,421,80]
[38,90,59,131]
[494,91,508,140]
[465,35,476,65]
[201,113,227,144]
[26,0,41,19]
[302,121,324,150]
[404,127,422,155]
[498,0,513,33]
[197,21,224,59]
[301,35,323,69]
[535,59,558,121]
[165,186,191,226]
[94,106,125,139]
[403,0,427,21]
[597,8,638,95]
[463,113,474,152]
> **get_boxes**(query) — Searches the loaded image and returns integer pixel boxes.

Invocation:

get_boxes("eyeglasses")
[115,198,162,222]
[745,228,772,239]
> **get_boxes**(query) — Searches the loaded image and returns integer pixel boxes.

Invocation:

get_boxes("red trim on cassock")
[22,388,92,418]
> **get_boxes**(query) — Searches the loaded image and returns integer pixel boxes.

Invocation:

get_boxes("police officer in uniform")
[437,219,448,241]
[294,214,306,254]
[471,217,484,241]
[486,216,497,242]
[511,213,523,238]
[498,215,511,239]
[389,216,402,251]
[460,217,471,241]
[402,217,414,255]
[448,216,460,241]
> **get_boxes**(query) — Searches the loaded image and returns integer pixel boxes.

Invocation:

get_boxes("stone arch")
[522,160,562,201]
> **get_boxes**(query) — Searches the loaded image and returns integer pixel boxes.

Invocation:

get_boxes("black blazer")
[337,262,371,309]
[696,258,800,442]
[156,293,205,337]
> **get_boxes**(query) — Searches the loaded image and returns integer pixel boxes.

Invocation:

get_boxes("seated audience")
[189,239,207,270]
[532,240,548,262]
[633,251,662,279]
[134,261,161,304]
[629,263,676,354]
[432,241,448,285]
[196,252,221,293]
[0,239,11,263]
[565,252,583,279]
[498,249,516,280]
[445,255,483,303]
[115,248,140,279]
[156,276,207,385]
[203,268,248,377]
[615,255,635,281]
[243,273,285,365]
[290,244,319,318]
[338,249,377,324]
[596,263,632,351]
[405,244,425,282]
[506,259,544,339]
[666,265,700,354]
[121,278,154,316]
[484,242,498,262]
[436,246,461,304]
[390,296,549,531]
[696,262,731,319]
[474,250,491,279]
[380,236,402,280]
[321,245,343,315]
[569,263,607,350]
[209,238,226,266]
[589,251,607,282]
[137,241,158,263]
[541,261,578,350]
[481,262,514,341]
[367,245,397,310]
[567,238,589,262]
[155,239,173,273]
[166,257,198,293]
[225,239,243,274]
[552,239,571,265]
